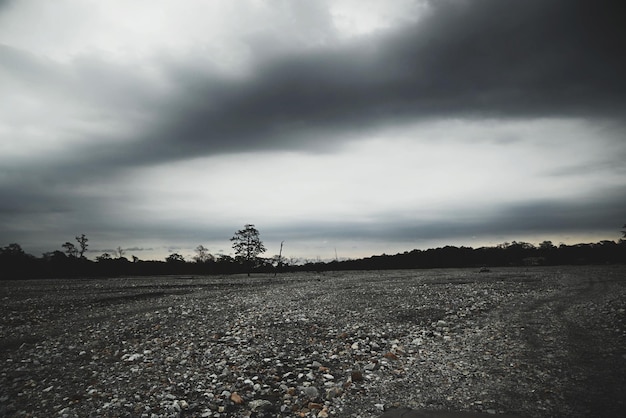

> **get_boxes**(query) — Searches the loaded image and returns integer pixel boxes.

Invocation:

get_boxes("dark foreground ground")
[1,266,625,418]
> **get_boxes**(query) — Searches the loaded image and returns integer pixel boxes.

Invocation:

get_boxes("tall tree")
[231,224,266,276]
[76,234,88,258]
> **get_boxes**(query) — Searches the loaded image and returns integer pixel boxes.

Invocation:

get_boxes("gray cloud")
[1,0,625,259]
[0,0,12,11]
[120,0,625,165]
[3,0,624,174]
[273,184,626,246]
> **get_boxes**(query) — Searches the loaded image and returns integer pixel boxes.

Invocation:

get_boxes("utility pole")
[274,241,284,278]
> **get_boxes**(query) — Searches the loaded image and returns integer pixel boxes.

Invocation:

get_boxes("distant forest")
[1,235,625,280]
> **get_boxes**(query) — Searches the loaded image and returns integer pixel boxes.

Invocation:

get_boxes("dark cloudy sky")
[1,0,625,261]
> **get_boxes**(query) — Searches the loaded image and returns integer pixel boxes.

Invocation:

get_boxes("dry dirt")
[1,266,625,417]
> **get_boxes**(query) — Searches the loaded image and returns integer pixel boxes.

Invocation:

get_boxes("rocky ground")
[1,266,625,418]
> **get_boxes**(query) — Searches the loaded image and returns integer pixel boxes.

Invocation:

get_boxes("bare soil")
[1,266,625,417]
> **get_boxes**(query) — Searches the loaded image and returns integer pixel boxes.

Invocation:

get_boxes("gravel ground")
[1,266,625,418]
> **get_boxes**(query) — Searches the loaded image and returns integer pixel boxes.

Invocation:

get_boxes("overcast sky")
[1,0,625,262]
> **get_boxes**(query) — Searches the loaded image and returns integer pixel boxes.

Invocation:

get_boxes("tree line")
[0,224,272,280]
[1,225,625,280]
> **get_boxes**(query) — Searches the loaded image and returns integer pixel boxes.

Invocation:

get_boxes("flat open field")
[1,266,625,417]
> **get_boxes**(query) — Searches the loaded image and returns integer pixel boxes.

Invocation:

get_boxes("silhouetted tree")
[193,245,213,263]
[76,234,89,258]
[1,243,26,257]
[96,253,112,262]
[231,224,266,276]
[166,253,185,263]
[0,244,38,279]
[62,241,79,258]
[115,246,125,259]
[539,240,555,250]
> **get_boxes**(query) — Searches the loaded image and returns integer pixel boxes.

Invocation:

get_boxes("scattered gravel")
[1,266,625,417]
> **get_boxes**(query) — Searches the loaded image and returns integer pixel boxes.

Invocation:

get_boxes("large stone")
[248,399,273,411]
[302,386,319,400]
[230,392,244,404]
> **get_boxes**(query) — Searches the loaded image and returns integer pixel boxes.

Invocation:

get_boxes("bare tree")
[115,246,125,259]
[76,234,88,258]
[231,224,266,276]
[193,245,214,263]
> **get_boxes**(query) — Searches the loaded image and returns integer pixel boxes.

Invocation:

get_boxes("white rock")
[122,353,143,362]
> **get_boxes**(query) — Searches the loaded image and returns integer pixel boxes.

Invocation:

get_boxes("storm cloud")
[1,0,624,260]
